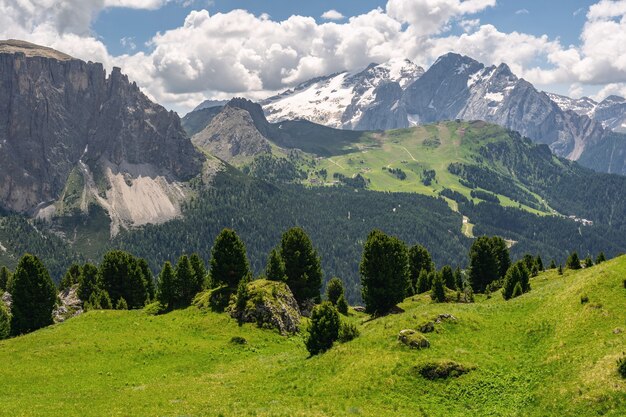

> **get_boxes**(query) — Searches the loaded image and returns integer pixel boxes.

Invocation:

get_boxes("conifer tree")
[210,228,250,290]
[596,252,606,264]
[416,269,431,294]
[78,263,101,303]
[566,252,581,270]
[584,256,594,268]
[454,267,463,290]
[549,259,557,269]
[175,255,198,307]
[535,255,544,272]
[99,250,148,309]
[512,282,523,298]
[336,295,349,315]
[0,266,12,291]
[280,227,322,304]
[325,277,344,305]
[265,248,287,282]
[9,254,56,335]
[558,264,563,275]
[0,303,9,340]
[490,237,511,279]
[189,253,207,293]
[305,302,340,356]
[59,263,82,291]
[137,258,155,302]
[468,236,500,293]
[440,265,455,289]
[431,273,446,303]
[360,229,408,315]
[157,261,176,310]
[116,297,128,310]
[408,244,433,295]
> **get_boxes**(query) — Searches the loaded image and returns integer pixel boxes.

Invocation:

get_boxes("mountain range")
[260,53,626,174]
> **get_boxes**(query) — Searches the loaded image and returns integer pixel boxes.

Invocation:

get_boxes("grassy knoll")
[1,258,625,416]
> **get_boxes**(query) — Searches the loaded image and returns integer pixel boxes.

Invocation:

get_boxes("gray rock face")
[191,99,271,162]
[53,285,83,323]
[0,40,203,215]
[548,93,626,134]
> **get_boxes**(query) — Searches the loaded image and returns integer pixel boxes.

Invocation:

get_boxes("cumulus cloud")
[3,0,626,112]
[321,9,345,21]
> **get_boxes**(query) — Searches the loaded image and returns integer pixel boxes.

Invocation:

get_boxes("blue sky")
[6,0,625,111]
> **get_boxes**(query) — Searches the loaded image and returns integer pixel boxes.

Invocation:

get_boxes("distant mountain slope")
[261,59,424,131]
[0,40,204,235]
[256,53,626,174]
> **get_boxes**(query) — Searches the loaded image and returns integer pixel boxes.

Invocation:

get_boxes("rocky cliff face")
[0,40,204,231]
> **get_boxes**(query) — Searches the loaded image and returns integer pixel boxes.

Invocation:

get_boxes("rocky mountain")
[548,93,626,133]
[259,52,626,174]
[261,59,424,131]
[0,40,204,235]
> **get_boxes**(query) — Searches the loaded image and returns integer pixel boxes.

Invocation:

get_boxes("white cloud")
[4,0,626,112]
[593,83,626,101]
[515,9,529,15]
[321,9,345,21]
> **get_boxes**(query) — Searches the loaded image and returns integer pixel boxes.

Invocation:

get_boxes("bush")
[580,294,589,304]
[618,355,626,379]
[143,301,166,316]
[230,336,248,345]
[326,277,345,305]
[305,302,340,356]
[0,303,10,340]
[414,361,473,380]
[338,321,360,343]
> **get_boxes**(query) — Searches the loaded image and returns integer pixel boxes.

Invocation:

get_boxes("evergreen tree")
[189,253,207,293]
[157,261,176,310]
[431,272,446,303]
[453,267,463,290]
[584,256,594,268]
[360,229,409,315]
[325,277,344,305]
[305,302,340,356]
[59,263,82,291]
[535,255,544,272]
[234,272,252,323]
[0,303,9,339]
[468,236,500,293]
[175,255,198,308]
[490,237,511,279]
[97,290,112,309]
[549,259,557,269]
[77,263,100,303]
[99,250,148,309]
[336,295,349,315]
[558,264,563,275]
[9,254,56,335]
[116,297,128,310]
[265,248,287,282]
[566,252,581,270]
[408,244,433,295]
[137,258,155,302]
[502,261,530,300]
[596,252,606,264]
[280,227,323,304]
[0,266,12,291]
[416,269,431,294]
[210,229,250,289]
[440,265,455,289]
[512,282,523,298]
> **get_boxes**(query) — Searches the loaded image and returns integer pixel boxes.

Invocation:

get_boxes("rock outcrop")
[53,285,83,323]
[229,279,301,335]
[0,40,204,232]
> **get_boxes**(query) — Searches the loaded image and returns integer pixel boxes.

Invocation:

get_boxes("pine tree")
[157,261,176,310]
[0,303,9,340]
[59,263,82,291]
[336,295,349,315]
[416,269,431,294]
[512,282,523,298]
[77,263,100,303]
[566,252,581,270]
[584,256,594,268]
[0,266,12,291]
[175,255,198,308]
[325,277,344,305]
[596,252,606,264]
[558,264,563,275]
[502,261,530,300]
[189,253,207,293]
[280,227,323,304]
[210,229,250,290]
[453,267,463,290]
[116,297,128,310]
[431,273,446,303]
[97,290,112,310]
[440,265,455,289]
[305,302,340,356]
[137,258,155,302]
[360,229,409,315]
[265,248,287,282]
[549,259,557,269]
[408,244,433,295]
[535,255,544,272]
[490,237,511,279]
[468,236,500,293]
[99,250,148,309]
[8,254,56,335]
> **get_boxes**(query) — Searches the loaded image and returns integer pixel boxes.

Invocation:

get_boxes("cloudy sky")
[3,0,626,114]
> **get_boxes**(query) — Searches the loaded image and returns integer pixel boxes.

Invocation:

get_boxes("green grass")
[2,258,625,416]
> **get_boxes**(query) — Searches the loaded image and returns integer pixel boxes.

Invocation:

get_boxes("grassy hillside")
[2,257,625,416]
